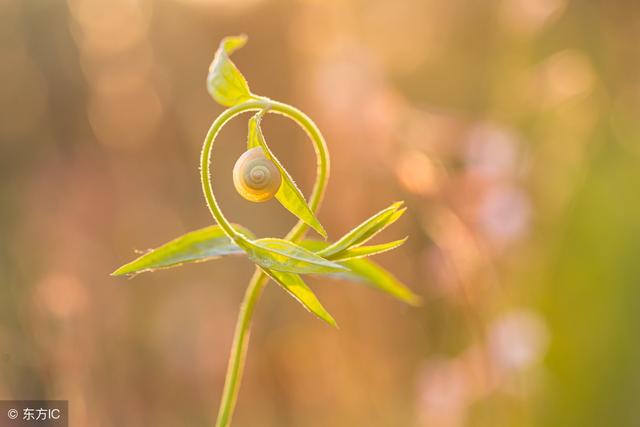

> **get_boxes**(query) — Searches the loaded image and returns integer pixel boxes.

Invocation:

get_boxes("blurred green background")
[1,0,639,426]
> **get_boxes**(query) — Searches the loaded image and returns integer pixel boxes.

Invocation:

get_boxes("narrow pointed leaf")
[317,201,406,258]
[112,224,255,277]
[338,257,422,306]
[207,35,252,107]
[302,240,422,306]
[261,268,337,327]
[241,238,348,274]
[247,115,327,238]
[327,238,408,262]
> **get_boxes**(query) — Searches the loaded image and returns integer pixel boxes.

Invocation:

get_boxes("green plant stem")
[200,98,329,245]
[200,97,330,427]
[214,268,267,427]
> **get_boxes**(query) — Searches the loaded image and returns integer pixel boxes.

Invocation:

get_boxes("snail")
[233,147,282,202]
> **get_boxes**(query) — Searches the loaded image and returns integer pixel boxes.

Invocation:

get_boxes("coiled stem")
[200,97,330,427]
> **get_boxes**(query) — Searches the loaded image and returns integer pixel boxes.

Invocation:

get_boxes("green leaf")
[111,224,255,277]
[316,201,406,258]
[247,114,327,238]
[207,35,253,107]
[261,268,337,327]
[241,238,348,274]
[326,238,408,262]
[338,257,422,306]
[302,240,422,306]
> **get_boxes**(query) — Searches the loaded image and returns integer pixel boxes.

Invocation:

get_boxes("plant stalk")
[201,98,330,427]
[215,268,267,427]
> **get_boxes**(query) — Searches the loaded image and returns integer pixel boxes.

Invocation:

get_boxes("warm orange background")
[1,0,639,426]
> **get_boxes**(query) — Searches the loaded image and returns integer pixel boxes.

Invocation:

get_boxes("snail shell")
[233,147,282,202]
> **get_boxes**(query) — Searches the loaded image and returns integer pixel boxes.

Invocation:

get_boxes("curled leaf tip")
[207,34,253,107]
[219,34,248,54]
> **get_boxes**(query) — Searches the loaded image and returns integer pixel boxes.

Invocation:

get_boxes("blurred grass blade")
[261,268,337,327]
[317,201,406,258]
[242,238,348,274]
[112,224,255,277]
[247,114,327,238]
[327,238,408,262]
[302,240,421,306]
[207,35,253,107]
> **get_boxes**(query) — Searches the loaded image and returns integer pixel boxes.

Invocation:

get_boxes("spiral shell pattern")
[233,147,282,202]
